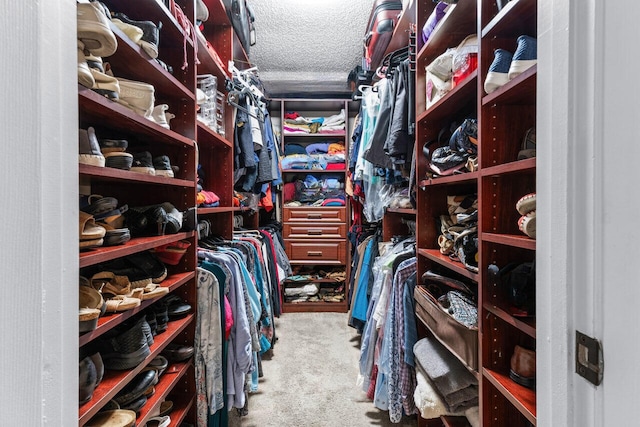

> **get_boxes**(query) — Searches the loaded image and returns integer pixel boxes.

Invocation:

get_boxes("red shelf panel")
[483,368,537,425]
[417,248,479,281]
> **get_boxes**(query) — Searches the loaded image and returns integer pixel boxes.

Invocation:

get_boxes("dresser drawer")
[285,240,347,264]
[283,223,347,239]
[283,206,346,223]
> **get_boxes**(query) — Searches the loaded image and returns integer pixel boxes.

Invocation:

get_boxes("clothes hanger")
[227,88,265,122]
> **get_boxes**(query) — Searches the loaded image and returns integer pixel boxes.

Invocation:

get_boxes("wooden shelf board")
[79,232,195,268]
[195,29,229,82]
[197,121,232,149]
[79,313,195,425]
[483,304,537,338]
[481,157,536,176]
[417,248,479,281]
[79,87,195,148]
[282,301,348,313]
[417,0,478,64]
[482,232,536,250]
[483,368,537,425]
[79,164,195,187]
[198,206,236,215]
[416,71,478,124]
[482,64,536,106]
[202,0,230,26]
[385,208,417,215]
[481,0,537,39]
[283,132,346,138]
[419,171,479,188]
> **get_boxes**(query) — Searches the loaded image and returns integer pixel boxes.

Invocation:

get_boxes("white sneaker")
[116,78,155,119]
[152,104,175,129]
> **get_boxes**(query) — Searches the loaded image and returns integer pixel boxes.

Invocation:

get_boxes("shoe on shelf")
[99,137,128,153]
[508,35,537,80]
[518,210,536,239]
[85,409,136,427]
[77,1,117,57]
[510,345,536,389]
[131,151,156,175]
[79,352,104,404]
[160,202,183,234]
[111,12,162,59]
[196,0,209,23]
[96,316,151,371]
[77,40,94,88]
[90,68,120,100]
[484,48,513,94]
[104,152,134,170]
[153,155,175,178]
[152,104,175,129]
[79,127,105,167]
[79,285,105,333]
[116,78,155,118]
[516,192,536,215]
[111,17,144,44]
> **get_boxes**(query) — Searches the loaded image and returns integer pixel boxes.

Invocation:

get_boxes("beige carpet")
[228,312,418,427]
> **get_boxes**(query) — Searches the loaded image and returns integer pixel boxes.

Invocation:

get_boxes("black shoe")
[162,294,191,319]
[131,151,156,175]
[125,251,168,284]
[100,257,152,288]
[99,137,128,153]
[125,205,168,236]
[154,300,169,334]
[97,316,151,370]
[161,343,194,363]
[114,369,157,406]
[153,155,174,178]
[111,12,161,59]
[104,152,133,170]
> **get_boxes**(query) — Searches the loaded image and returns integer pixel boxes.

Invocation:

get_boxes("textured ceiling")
[249,0,375,99]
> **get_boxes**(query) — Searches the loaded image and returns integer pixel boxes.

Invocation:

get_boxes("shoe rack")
[78,0,247,425]
[410,0,537,425]
[478,0,537,425]
[274,98,351,313]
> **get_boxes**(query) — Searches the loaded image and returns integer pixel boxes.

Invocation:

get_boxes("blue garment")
[352,237,377,322]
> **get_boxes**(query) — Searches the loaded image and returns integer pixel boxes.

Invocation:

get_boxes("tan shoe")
[510,345,536,389]
[77,1,117,57]
[90,68,120,100]
[116,78,155,118]
[77,40,94,88]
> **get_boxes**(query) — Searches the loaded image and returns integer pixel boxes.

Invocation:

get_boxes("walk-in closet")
[6,0,637,426]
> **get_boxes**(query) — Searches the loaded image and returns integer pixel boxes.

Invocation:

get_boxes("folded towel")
[413,336,478,399]
[444,384,479,409]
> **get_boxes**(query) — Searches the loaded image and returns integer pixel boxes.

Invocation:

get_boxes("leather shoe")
[114,369,157,406]
[510,345,535,389]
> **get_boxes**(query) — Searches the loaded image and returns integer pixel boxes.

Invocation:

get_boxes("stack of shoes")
[96,315,151,370]
[76,1,119,97]
[111,12,162,59]
[100,137,133,170]
[516,192,536,239]
[153,155,175,178]
[79,277,106,333]
[114,369,158,414]
[89,271,142,313]
[484,35,537,94]
[80,194,131,246]
[80,211,106,249]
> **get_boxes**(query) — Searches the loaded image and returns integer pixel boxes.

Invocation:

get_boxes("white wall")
[0,1,78,425]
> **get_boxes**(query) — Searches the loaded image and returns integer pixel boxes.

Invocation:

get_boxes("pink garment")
[224,295,233,340]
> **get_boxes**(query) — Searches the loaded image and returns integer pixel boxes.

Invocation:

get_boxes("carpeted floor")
[228,312,418,427]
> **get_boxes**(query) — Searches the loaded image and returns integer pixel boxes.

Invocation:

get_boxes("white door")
[538,0,640,425]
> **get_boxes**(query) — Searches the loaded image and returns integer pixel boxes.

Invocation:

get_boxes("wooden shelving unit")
[275,99,351,313]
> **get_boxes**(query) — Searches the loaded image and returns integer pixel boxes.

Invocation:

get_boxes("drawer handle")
[307,214,322,219]
[307,251,323,256]
[308,229,323,235]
